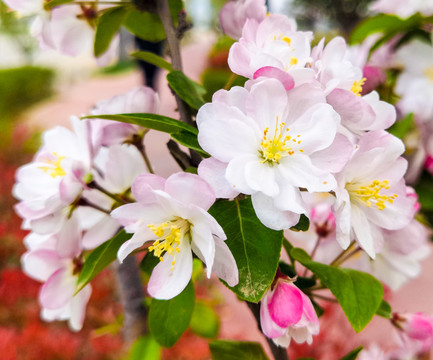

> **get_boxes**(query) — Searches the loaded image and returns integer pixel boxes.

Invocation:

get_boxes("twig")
[114,255,149,344]
[309,292,338,303]
[246,302,289,360]
[167,139,194,170]
[302,235,323,277]
[156,0,194,127]
[77,198,111,215]
[88,181,129,204]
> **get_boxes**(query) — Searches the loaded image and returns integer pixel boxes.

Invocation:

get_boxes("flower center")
[424,66,433,83]
[350,78,366,96]
[346,179,397,211]
[39,152,67,178]
[148,217,191,270]
[259,116,302,165]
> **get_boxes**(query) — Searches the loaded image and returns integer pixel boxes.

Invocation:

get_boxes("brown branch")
[114,255,149,344]
[246,302,290,360]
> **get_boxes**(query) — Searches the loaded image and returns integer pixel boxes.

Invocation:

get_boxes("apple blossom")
[334,130,414,258]
[219,0,267,40]
[13,117,93,234]
[2,0,43,15]
[111,172,238,299]
[393,312,433,354]
[90,86,160,148]
[370,0,433,17]
[197,78,345,230]
[228,14,314,85]
[21,216,91,331]
[260,272,319,347]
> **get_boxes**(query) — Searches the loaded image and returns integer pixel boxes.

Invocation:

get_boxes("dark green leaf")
[290,214,310,231]
[94,6,130,57]
[291,248,383,332]
[127,335,161,360]
[415,171,433,211]
[44,0,73,10]
[388,113,415,139]
[340,346,363,360]
[209,199,283,302]
[123,10,166,42]
[171,130,208,157]
[83,113,198,135]
[376,300,392,319]
[131,51,174,72]
[76,230,131,293]
[189,301,220,338]
[311,298,325,318]
[148,281,195,347]
[167,71,207,110]
[209,340,270,360]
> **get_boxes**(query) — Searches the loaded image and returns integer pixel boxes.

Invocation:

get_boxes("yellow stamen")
[147,217,190,271]
[259,116,302,164]
[351,78,366,96]
[281,36,291,46]
[424,66,433,83]
[347,179,397,211]
[289,57,298,66]
[38,152,66,178]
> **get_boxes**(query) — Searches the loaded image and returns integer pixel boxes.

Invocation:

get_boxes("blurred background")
[2,0,432,359]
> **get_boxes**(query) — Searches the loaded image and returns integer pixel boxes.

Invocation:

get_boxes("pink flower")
[260,273,319,347]
[90,87,159,148]
[21,217,91,331]
[228,14,314,84]
[219,0,267,40]
[393,312,433,354]
[111,172,238,299]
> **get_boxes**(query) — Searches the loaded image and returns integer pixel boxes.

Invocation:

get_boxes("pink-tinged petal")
[212,86,249,113]
[311,134,354,173]
[225,154,258,195]
[251,192,300,230]
[131,173,166,203]
[279,155,337,192]
[273,183,306,214]
[245,162,279,197]
[165,172,215,211]
[21,249,63,282]
[405,313,433,341]
[82,215,120,250]
[111,203,166,230]
[288,326,311,344]
[68,284,92,331]
[272,334,292,347]
[268,282,303,328]
[39,268,76,309]
[147,241,193,300]
[30,211,66,235]
[260,292,286,339]
[326,89,376,134]
[300,292,319,325]
[334,193,352,250]
[191,222,215,278]
[254,67,295,90]
[59,175,83,204]
[246,78,289,130]
[197,103,259,162]
[211,237,238,287]
[198,157,239,199]
[351,205,375,258]
[228,40,256,78]
[24,232,56,251]
[55,215,81,258]
[363,91,396,130]
[117,230,155,263]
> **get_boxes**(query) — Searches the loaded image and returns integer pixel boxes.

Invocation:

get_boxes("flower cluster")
[14,86,238,329]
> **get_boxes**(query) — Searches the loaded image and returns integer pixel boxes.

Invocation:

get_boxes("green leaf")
[43,0,73,10]
[148,281,195,347]
[167,71,207,110]
[76,230,131,293]
[376,300,392,319]
[350,14,422,45]
[290,214,310,231]
[209,199,283,302]
[123,10,166,42]
[415,171,433,211]
[171,130,208,157]
[83,113,198,135]
[291,248,383,332]
[209,340,270,360]
[127,335,161,360]
[131,51,174,72]
[189,301,220,338]
[340,346,363,360]
[388,113,415,139]
[94,6,130,57]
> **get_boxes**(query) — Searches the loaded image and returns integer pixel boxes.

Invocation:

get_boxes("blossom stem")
[309,292,338,303]
[334,247,362,267]
[131,133,155,174]
[302,235,323,276]
[329,241,356,267]
[77,198,111,215]
[246,302,290,360]
[88,181,130,204]
[224,73,238,90]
